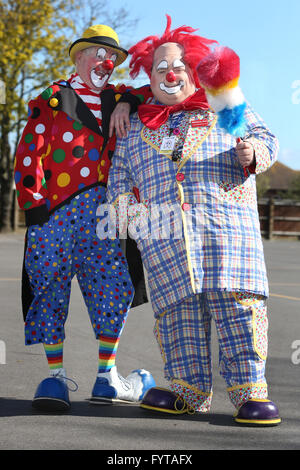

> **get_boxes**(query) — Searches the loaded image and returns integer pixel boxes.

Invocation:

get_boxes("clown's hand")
[236,138,255,168]
[109,102,130,138]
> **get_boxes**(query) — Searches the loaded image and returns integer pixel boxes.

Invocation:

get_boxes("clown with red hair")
[129,15,216,89]
[107,16,281,426]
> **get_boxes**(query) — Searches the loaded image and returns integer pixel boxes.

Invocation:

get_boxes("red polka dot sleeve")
[14,94,52,225]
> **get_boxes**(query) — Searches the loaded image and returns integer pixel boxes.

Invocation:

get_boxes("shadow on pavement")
[0,398,235,427]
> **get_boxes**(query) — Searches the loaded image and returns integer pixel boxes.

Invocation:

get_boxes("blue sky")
[112,0,300,170]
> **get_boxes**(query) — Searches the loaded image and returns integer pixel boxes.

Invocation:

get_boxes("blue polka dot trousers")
[24,186,134,345]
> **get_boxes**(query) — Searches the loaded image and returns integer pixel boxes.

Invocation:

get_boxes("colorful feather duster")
[196,46,247,137]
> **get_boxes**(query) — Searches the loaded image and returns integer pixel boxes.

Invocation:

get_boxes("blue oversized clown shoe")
[32,369,77,412]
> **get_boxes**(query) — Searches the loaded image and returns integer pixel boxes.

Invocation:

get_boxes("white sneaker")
[90,365,156,404]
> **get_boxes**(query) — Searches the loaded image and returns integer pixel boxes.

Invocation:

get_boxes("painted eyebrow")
[157,60,168,70]
[96,47,107,58]
[173,58,185,68]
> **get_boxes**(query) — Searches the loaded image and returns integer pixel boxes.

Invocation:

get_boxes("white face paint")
[96,48,106,59]
[90,47,117,88]
[156,56,185,94]
[76,46,117,91]
[157,60,168,71]
[173,58,185,69]
[159,80,185,94]
[90,70,109,88]
[150,42,196,105]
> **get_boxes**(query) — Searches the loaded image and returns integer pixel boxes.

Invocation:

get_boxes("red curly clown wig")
[129,15,218,88]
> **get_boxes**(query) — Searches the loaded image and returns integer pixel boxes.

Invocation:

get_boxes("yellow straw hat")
[69,24,128,66]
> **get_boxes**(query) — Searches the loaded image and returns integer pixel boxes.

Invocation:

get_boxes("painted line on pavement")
[269,293,300,302]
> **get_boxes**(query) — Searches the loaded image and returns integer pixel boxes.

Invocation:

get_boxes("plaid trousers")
[154,291,269,411]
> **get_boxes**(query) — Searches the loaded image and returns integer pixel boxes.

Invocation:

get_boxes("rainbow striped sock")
[44,342,64,371]
[98,334,120,373]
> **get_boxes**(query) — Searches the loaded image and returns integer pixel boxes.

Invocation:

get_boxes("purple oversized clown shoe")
[140,387,190,414]
[234,399,281,426]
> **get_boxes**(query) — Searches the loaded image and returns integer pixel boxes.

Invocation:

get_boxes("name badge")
[191,119,209,127]
[160,136,177,154]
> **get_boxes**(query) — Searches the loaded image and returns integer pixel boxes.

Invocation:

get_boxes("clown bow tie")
[138,89,209,130]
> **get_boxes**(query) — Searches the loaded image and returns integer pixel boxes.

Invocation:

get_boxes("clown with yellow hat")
[14,24,154,413]
[69,24,128,66]
[69,25,129,93]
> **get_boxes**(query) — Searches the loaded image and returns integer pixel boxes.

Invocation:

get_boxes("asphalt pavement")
[0,230,299,453]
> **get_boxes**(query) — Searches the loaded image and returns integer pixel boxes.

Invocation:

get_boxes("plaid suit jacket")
[107,104,279,316]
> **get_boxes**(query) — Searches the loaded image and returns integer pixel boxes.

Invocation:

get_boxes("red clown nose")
[102,59,114,71]
[166,71,176,82]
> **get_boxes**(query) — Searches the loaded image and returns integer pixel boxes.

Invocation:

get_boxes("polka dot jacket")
[14,80,152,227]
